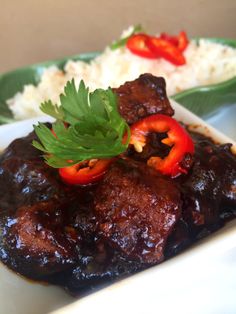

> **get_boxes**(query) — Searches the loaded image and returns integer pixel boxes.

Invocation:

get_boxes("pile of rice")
[7,28,236,120]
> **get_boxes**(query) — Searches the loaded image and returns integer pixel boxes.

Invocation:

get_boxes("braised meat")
[179,132,236,232]
[94,160,182,264]
[0,201,77,279]
[0,134,148,286]
[114,73,174,124]
[63,242,144,294]
[0,130,67,211]
[0,75,235,296]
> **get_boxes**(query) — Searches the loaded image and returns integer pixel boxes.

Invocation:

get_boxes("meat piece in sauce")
[114,73,174,125]
[94,160,182,264]
[64,241,144,294]
[179,132,236,233]
[0,130,67,210]
[0,74,235,295]
[0,201,78,279]
[0,131,82,279]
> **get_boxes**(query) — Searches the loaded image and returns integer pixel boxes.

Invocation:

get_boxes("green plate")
[0,52,99,124]
[172,76,236,118]
[0,38,235,124]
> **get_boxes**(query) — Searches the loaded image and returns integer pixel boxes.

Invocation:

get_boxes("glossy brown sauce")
[0,127,235,296]
[0,73,235,296]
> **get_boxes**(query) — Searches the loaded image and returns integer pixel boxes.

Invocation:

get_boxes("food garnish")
[130,114,194,177]
[59,158,114,185]
[110,24,144,50]
[33,79,130,168]
[127,31,188,65]
[33,79,194,184]
[126,34,159,59]
[160,31,189,52]
[112,26,189,66]
[146,37,186,66]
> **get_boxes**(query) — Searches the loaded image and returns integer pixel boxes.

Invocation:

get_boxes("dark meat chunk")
[72,203,98,242]
[114,73,174,125]
[94,160,182,264]
[0,130,67,211]
[59,198,145,295]
[179,132,236,231]
[64,243,144,295]
[165,219,191,257]
[0,201,78,279]
[0,128,42,162]
[0,158,66,210]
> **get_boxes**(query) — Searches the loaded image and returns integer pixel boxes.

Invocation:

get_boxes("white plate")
[0,101,235,314]
[206,104,236,141]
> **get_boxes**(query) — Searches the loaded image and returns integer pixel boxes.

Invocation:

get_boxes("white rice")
[7,28,236,120]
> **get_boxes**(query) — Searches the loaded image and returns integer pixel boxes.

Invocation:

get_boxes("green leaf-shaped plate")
[172,76,236,118]
[0,38,235,125]
[172,38,236,118]
[172,37,236,118]
[0,52,99,124]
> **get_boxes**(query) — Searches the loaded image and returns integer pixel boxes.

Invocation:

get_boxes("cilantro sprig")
[33,79,130,168]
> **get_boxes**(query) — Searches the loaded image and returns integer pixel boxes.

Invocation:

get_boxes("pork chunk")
[180,132,236,230]
[64,241,143,294]
[0,130,67,211]
[114,73,174,125]
[94,160,182,264]
[0,201,77,279]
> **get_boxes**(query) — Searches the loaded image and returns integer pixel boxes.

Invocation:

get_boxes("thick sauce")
[0,128,235,295]
[0,74,235,295]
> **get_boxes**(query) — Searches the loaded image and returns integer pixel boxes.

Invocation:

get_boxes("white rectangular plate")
[0,101,235,314]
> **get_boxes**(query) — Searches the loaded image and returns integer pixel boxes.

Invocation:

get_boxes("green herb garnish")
[110,24,144,50]
[33,79,130,168]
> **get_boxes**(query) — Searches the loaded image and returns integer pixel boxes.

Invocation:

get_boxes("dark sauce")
[0,128,235,296]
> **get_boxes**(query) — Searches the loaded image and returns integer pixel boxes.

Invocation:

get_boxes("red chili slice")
[160,32,179,46]
[177,31,189,52]
[129,114,194,177]
[160,31,189,52]
[51,129,57,138]
[147,37,186,66]
[126,33,158,59]
[59,159,113,185]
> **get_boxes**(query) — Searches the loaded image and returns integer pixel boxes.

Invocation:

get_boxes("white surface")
[206,104,236,141]
[0,102,235,314]
[52,223,236,314]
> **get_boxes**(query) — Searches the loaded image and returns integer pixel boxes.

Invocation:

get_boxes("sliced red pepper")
[160,32,179,47]
[51,122,69,138]
[126,33,158,59]
[51,129,57,138]
[177,31,189,52]
[59,159,113,185]
[160,31,189,52]
[147,37,186,66]
[129,114,194,177]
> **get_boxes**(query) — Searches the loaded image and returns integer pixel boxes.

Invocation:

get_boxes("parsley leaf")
[33,79,130,168]
[40,100,65,120]
[110,24,144,50]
